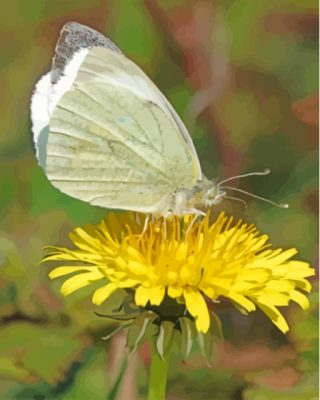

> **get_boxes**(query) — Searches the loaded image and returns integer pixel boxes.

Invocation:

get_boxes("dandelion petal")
[92,283,118,305]
[135,285,151,307]
[290,290,310,310]
[149,286,165,305]
[168,286,183,298]
[49,266,94,279]
[183,289,210,333]
[60,271,104,296]
[256,302,289,333]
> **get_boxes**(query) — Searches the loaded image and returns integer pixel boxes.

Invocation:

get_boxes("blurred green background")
[0,0,318,399]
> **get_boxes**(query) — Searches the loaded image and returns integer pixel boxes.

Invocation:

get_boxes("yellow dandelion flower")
[43,212,315,334]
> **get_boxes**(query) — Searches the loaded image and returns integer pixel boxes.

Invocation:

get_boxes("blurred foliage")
[0,0,318,399]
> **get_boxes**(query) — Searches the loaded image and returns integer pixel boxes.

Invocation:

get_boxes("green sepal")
[94,290,139,321]
[126,310,158,354]
[98,288,129,313]
[113,293,135,312]
[94,311,140,321]
[197,329,214,366]
[122,300,140,315]
[102,323,131,341]
[179,317,195,360]
[156,321,175,359]
[197,309,223,364]
[210,309,224,341]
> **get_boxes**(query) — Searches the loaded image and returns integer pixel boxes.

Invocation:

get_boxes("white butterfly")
[31,22,287,220]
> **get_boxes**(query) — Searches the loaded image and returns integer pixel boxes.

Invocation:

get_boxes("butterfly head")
[203,182,226,207]
[165,170,288,218]
[182,178,225,210]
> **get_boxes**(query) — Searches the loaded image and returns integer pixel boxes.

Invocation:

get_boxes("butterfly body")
[150,178,225,218]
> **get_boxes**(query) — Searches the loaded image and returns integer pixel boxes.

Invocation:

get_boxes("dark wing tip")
[51,21,122,84]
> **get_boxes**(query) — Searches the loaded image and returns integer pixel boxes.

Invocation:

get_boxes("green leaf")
[244,371,318,400]
[0,357,36,382]
[156,321,175,360]
[56,348,107,400]
[179,317,195,360]
[126,311,157,354]
[0,322,89,384]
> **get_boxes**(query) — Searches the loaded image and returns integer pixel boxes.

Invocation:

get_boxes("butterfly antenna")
[218,169,270,185]
[224,195,248,209]
[221,186,289,209]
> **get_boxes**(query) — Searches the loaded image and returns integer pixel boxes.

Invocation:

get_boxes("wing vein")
[49,129,96,146]
[75,84,163,155]
[55,103,169,179]
[51,178,144,183]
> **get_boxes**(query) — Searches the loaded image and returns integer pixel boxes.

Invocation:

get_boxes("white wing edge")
[48,48,88,115]
[31,48,88,158]
[30,72,50,155]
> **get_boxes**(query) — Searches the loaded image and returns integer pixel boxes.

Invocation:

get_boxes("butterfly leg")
[185,209,206,237]
[163,217,167,239]
[141,214,150,235]
[162,211,174,239]
[135,212,141,225]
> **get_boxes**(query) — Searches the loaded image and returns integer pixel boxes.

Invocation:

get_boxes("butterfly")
[31,22,287,222]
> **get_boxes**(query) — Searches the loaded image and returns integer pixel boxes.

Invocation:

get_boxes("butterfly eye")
[207,188,216,200]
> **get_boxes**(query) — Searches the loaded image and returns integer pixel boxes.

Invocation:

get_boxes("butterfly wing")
[31,23,202,213]
[51,22,201,176]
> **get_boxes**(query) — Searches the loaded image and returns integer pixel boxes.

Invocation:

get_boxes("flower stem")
[147,347,169,400]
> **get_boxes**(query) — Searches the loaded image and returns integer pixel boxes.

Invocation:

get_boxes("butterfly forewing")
[32,23,202,213]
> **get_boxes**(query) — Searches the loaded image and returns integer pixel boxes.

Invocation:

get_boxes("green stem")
[147,347,169,400]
